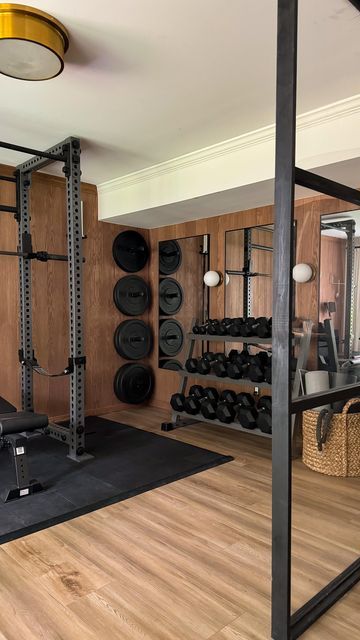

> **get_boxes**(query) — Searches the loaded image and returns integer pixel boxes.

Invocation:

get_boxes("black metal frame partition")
[272,1,360,638]
[0,137,90,462]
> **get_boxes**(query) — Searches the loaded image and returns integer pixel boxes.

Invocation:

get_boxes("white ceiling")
[0,0,360,184]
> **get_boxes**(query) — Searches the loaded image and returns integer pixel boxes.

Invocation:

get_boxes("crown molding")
[98,93,360,194]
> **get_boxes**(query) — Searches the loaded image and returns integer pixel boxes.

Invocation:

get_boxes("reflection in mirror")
[319,211,360,366]
[225,225,273,318]
[158,235,209,369]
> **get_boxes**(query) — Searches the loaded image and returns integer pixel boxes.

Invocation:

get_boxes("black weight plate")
[159,277,183,315]
[113,230,149,272]
[159,319,184,356]
[160,359,183,371]
[159,240,182,275]
[114,320,153,360]
[113,276,151,316]
[114,363,154,404]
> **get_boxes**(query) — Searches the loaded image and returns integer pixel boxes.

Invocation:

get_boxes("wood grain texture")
[0,163,150,419]
[148,195,357,408]
[0,405,358,639]
[319,235,346,339]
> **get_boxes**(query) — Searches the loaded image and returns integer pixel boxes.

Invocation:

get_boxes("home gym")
[0,1,359,639]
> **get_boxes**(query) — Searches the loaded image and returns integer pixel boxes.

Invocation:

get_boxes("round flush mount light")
[0,4,69,80]
[292,263,314,283]
[203,270,222,287]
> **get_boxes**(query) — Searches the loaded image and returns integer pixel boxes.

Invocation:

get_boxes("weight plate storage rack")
[161,319,312,445]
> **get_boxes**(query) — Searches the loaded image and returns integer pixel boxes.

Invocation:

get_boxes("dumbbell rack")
[162,320,313,443]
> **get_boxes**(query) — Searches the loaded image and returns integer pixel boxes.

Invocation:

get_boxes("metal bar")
[170,411,272,439]
[226,269,271,277]
[187,332,273,344]
[251,243,273,252]
[177,369,271,389]
[16,137,76,174]
[17,171,34,412]
[272,2,298,639]
[0,140,64,162]
[0,205,17,213]
[348,0,360,12]
[291,381,360,413]
[290,558,360,639]
[243,228,251,317]
[323,318,339,372]
[344,223,355,358]
[0,175,16,183]
[65,138,89,461]
[295,167,360,206]
[0,250,69,261]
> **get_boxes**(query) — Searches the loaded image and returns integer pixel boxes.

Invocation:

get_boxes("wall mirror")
[158,235,209,370]
[319,210,360,364]
[225,225,273,319]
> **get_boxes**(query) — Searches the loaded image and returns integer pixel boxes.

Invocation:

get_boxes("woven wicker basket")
[302,398,360,477]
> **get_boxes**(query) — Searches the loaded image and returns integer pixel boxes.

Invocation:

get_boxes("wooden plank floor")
[0,406,359,639]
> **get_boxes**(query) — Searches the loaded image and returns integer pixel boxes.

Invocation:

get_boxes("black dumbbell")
[198,352,227,375]
[226,350,249,379]
[264,363,272,384]
[192,321,208,334]
[229,350,251,378]
[206,320,221,335]
[228,318,245,337]
[195,387,219,420]
[184,384,215,414]
[170,384,204,413]
[216,390,238,423]
[185,358,199,373]
[212,355,230,377]
[257,395,272,434]
[248,352,271,383]
[256,317,272,338]
[239,317,257,337]
[236,392,258,429]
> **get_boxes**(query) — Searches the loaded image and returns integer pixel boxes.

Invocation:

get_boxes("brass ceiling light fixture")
[0,4,68,80]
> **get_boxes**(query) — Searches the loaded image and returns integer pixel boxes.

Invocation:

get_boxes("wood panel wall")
[147,198,357,410]
[319,235,346,339]
[1,159,356,416]
[0,163,149,421]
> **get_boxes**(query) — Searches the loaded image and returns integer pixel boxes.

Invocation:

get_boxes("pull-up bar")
[0,250,69,262]
[0,140,65,163]
[0,205,17,214]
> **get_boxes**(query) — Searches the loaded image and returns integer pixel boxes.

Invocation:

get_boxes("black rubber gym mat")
[0,416,232,544]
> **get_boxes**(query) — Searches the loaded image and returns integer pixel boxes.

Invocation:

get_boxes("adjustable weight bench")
[0,397,48,502]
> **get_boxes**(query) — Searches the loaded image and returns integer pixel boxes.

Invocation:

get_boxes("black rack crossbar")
[0,140,65,163]
[0,250,69,262]
[291,382,360,413]
[290,558,360,639]
[0,175,16,183]
[0,205,17,214]
[349,0,360,10]
[295,167,360,207]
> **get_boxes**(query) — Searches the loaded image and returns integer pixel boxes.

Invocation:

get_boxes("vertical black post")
[272,1,298,639]
[64,138,88,461]
[17,171,34,412]
[343,223,355,359]
[243,228,251,317]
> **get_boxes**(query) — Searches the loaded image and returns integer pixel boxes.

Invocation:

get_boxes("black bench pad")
[0,412,48,436]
